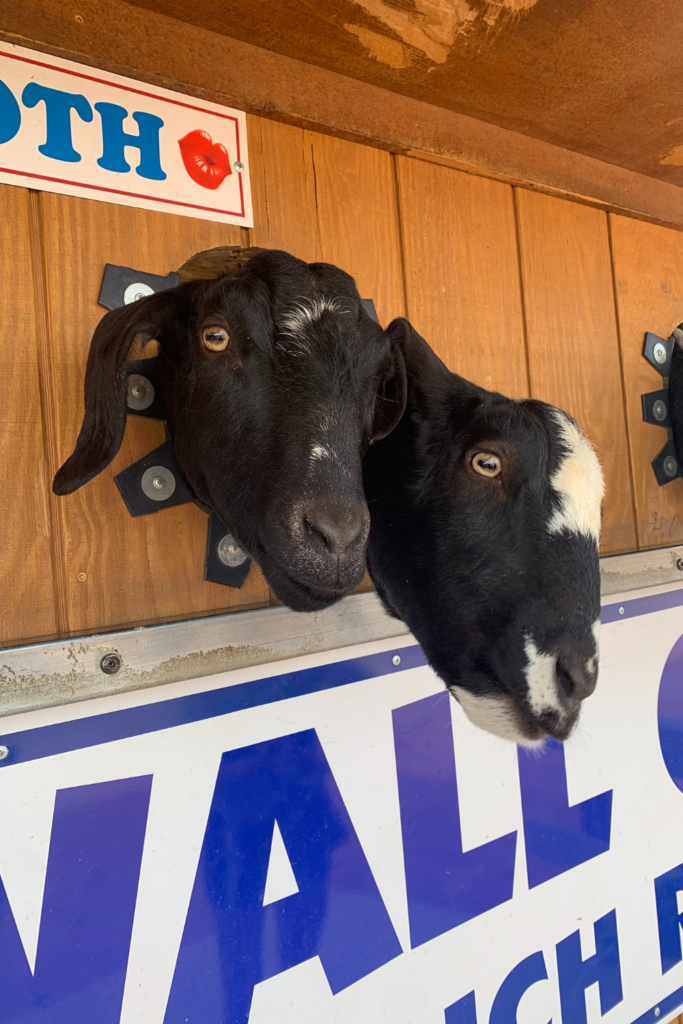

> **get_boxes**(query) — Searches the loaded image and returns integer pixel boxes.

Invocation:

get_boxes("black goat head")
[364,318,603,747]
[53,250,406,612]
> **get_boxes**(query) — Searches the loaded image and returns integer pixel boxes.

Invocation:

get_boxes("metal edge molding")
[0,592,410,718]
[2,545,683,719]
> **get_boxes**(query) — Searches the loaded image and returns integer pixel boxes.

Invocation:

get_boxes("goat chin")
[449,687,548,749]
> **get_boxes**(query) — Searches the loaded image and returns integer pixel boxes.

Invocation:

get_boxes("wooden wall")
[3,114,683,649]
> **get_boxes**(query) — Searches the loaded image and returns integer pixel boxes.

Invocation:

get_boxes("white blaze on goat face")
[310,443,332,463]
[523,636,562,716]
[279,296,343,345]
[547,410,604,541]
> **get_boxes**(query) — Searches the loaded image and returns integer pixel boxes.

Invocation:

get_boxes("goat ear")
[371,334,407,442]
[385,316,452,404]
[52,288,191,496]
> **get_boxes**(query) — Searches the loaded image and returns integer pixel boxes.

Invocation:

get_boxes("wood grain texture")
[0,185,58,646]
[252,121,405,324]
[305,131,405,327]
[248,117,321,263]
[610,214,683,549]
[396,156,528,396]
[3,0,683,230]
[515,189,637,555]
[40,192,270,637]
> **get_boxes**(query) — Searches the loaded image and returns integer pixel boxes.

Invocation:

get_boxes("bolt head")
[677,557,683,571]
[123,281,154,305]
[0,745,8,761]
[217,533,248,567]
[100,652,122,675]
[152,475,166,489]
[654,341,667,364]
[233,161,245,173]
[653,399,667,421]
[392,654,401,666]
[664,455,678,477]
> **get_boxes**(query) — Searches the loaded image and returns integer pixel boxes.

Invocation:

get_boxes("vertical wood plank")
[396,156,528,396]
[0,185,57,647]
[610,214,683,549]
[306,132,405,326]
[516,190,636,555]
[41,193,271,638]
[250,118,405,324]
[248,116,321,263]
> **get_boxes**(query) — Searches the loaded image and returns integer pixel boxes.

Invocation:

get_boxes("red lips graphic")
[178,130,233,190]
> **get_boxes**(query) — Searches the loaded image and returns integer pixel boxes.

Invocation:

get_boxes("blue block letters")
[518,740,612,888]
[393,693,517,948]
[22,83,92,162]
[164,728,402,1024]
[0,775,152,1024]
[556,909,623,1024]
[0,77,20,144]
[489,952,550,1024]
[95,102,166,179]
[655,861,683,973]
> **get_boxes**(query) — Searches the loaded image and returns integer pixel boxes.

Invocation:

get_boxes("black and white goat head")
[53,250,406,612]
[364,319,604,747]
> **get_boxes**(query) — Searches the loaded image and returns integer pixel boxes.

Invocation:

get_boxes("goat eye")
[471,451,502,478]
[201,326,230,352]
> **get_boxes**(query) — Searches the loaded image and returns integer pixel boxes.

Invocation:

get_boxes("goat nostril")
[555,661,575,699]
[303,506,366,554]
[555,654,595,703]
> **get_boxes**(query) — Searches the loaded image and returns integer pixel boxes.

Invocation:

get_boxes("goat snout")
[302,502,369,556]
[555,648,597,705]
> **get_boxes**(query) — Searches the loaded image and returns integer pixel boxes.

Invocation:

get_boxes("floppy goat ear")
[53,288,192,496]
[371,334,407,442]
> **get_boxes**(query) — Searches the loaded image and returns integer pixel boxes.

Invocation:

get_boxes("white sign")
[0,43,252,225]
[2,583,683,1024]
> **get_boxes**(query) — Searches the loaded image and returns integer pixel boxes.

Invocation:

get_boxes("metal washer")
[141,465,177,501]
[217,533,248,567]
[127,373,155,411]
[124,281,154,304]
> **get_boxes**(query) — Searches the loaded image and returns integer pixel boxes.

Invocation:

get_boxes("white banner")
[0,43,251,225]
[2,582,683,1023]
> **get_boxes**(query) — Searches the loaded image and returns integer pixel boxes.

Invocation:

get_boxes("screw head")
[392,654,401,666]
[127,374,155,411]
[653,341,667,364]
[0,745,8,761]
[618,606,625,616]
[100,652,122,675]
[654,1009,660,1018]
[664,455,678,478]
[217,533,248,567]
[653,399,668,421]
[77,571,87,582]
[123,281,154,305]
[141,465,176,501]
[233,161,244,173]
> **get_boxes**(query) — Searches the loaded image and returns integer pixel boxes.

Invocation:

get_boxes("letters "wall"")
[2,586,683,1023]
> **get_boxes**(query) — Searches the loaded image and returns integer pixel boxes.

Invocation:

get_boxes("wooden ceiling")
[125,0,683,187]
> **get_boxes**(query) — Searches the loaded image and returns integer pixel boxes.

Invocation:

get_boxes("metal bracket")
[114,440,195,516]
[204,513,252,588]
[125,357,166,420]
[98,263,179,311]
[642,326,683,486]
